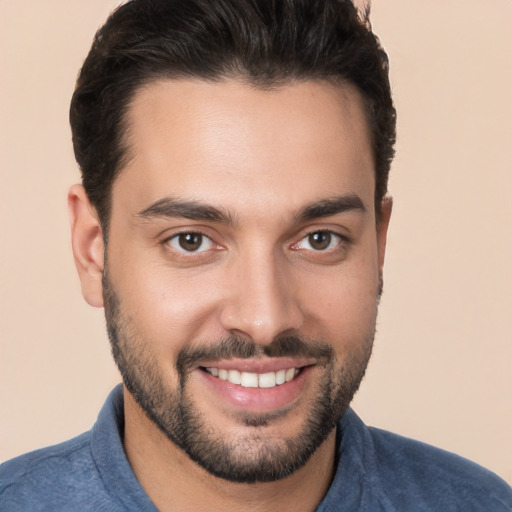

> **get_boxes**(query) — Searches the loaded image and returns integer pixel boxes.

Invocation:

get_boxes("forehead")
[113,78,375,218]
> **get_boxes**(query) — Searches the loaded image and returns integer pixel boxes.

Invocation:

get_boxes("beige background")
[1,0,511,483]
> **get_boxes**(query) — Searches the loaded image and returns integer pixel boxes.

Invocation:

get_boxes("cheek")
[116,263,225,348]
[301,258,380,339]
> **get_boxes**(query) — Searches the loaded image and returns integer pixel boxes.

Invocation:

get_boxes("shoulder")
[328,410,512,511]
[367,425,512,511]
[0,432,112,511]
[0,432,92,486]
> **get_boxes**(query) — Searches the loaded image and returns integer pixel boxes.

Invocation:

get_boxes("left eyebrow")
[137,197,234,224]
[294,194,366,222]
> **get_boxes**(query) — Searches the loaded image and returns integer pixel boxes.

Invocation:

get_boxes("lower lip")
[194,366,312,413]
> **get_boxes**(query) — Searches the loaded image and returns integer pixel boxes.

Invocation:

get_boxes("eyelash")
[292,230,347,252]
[163,231,217,255]
[162,228,348,257]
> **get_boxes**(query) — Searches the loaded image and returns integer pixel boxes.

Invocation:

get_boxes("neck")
[122,389,337,512]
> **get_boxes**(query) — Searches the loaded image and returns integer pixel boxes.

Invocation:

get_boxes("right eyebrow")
[294,194,366,222]
[137,197,234,224]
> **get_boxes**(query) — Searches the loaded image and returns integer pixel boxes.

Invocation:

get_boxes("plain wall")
[1,1,511,483]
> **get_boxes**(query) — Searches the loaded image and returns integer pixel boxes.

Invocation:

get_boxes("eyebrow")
[137,193,365,225]
[294,194,366,222]
[137,197,234,224]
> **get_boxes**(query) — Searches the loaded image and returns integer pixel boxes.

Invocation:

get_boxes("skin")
[69,79,392,511]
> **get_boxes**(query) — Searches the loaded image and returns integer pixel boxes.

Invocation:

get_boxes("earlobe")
[376,196,393,270]
[68,184,105,307]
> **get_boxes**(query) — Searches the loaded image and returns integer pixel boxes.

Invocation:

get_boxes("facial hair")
[103,270,377,483]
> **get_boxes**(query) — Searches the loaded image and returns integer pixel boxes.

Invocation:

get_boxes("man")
[0,0,510,510]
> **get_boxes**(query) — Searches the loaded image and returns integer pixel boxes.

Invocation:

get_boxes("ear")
[68,184,104,307]
[376,196,393,270]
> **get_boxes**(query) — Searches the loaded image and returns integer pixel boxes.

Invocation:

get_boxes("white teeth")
[259,372,276,388]
[205,367,300,388]
[228,369,241,385]
[240,372,259,388]
[285,368,297,382]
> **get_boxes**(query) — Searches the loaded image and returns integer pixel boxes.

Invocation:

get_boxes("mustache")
[176,335,333,376]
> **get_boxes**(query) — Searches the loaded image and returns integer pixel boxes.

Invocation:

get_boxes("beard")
[103,270,377,483]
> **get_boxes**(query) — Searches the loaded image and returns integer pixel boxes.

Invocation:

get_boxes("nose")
[219,250,304,345]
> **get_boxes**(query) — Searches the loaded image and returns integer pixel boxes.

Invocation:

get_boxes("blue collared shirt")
[1,385,511,511]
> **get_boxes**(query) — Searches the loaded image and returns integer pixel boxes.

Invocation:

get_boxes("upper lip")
[197,357,316,373]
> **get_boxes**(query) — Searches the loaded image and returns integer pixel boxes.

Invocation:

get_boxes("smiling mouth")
[201,367,301,388]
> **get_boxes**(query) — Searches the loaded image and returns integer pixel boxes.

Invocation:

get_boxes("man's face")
[102,79,389,482]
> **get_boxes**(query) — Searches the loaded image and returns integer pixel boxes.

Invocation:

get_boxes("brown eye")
[307,231,333,250]
[179,233,202,251]
[168,232,214,252]
[293,230,347,261]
